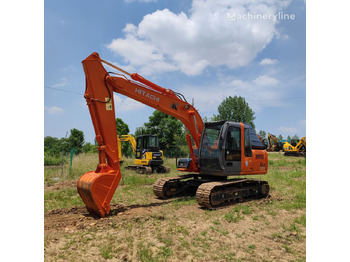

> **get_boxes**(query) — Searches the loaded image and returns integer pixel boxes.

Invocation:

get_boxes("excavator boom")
[119,135,137,154]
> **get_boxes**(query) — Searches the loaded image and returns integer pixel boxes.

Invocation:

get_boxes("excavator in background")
[77,53,269,218]
[283,137,306,157]
[257,134,268,150]
[266,133,284,152]
[118,134,170,174]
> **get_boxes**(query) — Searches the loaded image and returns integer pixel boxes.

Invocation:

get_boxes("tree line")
[44,95,302,161]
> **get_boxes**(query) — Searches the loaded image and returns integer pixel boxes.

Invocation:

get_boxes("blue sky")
[45,0,306,143]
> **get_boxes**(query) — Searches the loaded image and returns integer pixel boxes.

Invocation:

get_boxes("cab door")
[223,124,242,174]
[241,126,253,172]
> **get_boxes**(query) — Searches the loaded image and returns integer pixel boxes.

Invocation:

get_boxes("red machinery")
[77,53,269,217]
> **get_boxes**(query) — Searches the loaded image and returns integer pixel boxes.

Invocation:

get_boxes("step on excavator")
[118,134,170,174]
[77,53,270,217]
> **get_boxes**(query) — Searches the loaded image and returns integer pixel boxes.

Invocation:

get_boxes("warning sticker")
[105,97,112,111]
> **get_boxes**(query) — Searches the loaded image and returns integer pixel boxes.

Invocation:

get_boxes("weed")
[248,244,256,250]
[213,220,221,225]
[137,242,155,262]
[200,230,208,237]
[158,246,172,259]
[224,211,244,223]
[240,205,253,215]
[221,230,229,236]
[283,244,294,254]
[100,245,113,259]
[294,214,306,227]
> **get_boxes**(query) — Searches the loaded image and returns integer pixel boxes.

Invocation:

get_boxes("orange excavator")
[77,53,269,217]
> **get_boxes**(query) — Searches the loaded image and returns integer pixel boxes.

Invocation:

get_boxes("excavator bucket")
[77,167,121,218]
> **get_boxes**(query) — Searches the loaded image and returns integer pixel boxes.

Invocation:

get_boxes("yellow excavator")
[266,133,284,152]
[118,134,170,174]
[283,137,306,157]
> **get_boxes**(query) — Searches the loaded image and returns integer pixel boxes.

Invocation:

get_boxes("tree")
[292,134,300,140]
[115,118,133,157]
[135,110,187,157]
[67,128,84,154]
[258,130,266,140]
[44,136,62,156]
[212,96,256,129]
[116,118,130,135]
[82,142,98,153]
[277,134,283,142]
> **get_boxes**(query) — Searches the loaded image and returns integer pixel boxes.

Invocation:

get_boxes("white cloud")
[253,75,279,86]
[114,94,146,112]
[260,58,278,65]
[179,74,284,113]
[52,78,68,88]
[45,106,64,114]
[108,0,291,76]
[278,126,297,134]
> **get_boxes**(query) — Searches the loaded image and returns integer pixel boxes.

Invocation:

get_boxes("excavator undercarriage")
[153,175,269,209]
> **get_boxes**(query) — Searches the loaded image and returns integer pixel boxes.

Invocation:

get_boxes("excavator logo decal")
[135,87,160,103]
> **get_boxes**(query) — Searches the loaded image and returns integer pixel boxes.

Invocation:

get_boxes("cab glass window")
[137,137,142,149]
[149,136,158,148]
[244,128,252,157]
[200,124,222,158]
[225,126,241,161]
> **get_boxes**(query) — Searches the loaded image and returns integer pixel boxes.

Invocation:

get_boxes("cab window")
[225,126,241,161]
[137,137,142,149]
[149,136,158,148]
[244,128,252,157]
[143,137,149,149]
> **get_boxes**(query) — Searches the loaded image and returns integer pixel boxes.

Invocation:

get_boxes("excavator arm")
[119,135,137,154]
[295,137,306,151]
[78,52,204,217]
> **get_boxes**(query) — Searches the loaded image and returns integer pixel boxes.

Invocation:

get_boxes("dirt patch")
[45,199,305,262]
[45,180,77,192]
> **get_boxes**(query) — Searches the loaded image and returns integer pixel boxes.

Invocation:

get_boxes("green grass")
[100,245,113,259]
[44,152,306,213]
[45,152,306,261]
[44,188,84,212]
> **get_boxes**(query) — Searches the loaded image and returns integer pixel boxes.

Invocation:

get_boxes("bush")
[44,153,63,166]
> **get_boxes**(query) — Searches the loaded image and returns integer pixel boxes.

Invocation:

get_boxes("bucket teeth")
[77,170,121,217]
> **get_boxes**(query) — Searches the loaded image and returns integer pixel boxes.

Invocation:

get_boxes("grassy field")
[44,152,306,261]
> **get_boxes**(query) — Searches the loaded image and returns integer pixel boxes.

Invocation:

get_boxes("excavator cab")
[199,121,267,176]
[136,135,160,157]
[133,134,165,171]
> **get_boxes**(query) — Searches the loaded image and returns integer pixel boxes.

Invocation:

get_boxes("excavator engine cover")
[77,166,121,217]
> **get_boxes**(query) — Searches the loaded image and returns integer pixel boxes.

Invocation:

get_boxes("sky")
[44,0,306,143]
[3,1,350,260]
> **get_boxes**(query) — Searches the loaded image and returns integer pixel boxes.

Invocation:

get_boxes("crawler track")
[125,165,152,174]
[196,179,269,209]
[153,176,270,208]
[284,151,306,157]
[153,175,205,199]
